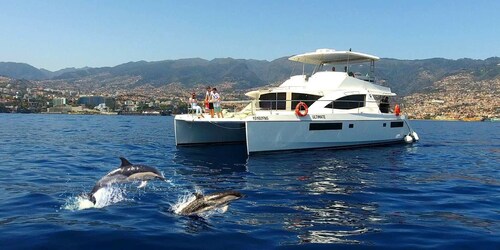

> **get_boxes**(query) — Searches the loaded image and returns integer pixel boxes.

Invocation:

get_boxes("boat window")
[391,121,404,128]
[325,95,366,109]
[292,93,322,108]
[378,96,390,113]
[259,93,286,110]
[309,123,343,130]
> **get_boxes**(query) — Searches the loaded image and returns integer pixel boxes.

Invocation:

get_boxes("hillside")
[0,62,47,80]
[403,72,500,120]
[376,57,500,95]
[1,56,499,98]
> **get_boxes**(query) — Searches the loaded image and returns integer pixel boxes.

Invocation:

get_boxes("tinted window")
[292,93,322,108]
[379,96,390,113]
[391,121,404,128]
[309,123,343,130]
[259,93,286,110]
[325,95,365,109]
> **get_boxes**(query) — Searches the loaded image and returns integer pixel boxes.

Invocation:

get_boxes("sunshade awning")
[289,49,379,65]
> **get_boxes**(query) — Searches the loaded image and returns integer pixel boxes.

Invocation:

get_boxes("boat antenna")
[346,49,351,72]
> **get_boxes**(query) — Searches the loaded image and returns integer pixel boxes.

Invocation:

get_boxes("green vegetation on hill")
[1,56,499,96]
[374,57,500,95]
[0,62,47,80]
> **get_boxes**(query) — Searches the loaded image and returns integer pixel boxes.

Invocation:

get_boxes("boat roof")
[289,49,380,65]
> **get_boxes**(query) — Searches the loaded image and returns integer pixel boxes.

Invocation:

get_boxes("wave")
[62,186,128,211]
[171,188,230,217]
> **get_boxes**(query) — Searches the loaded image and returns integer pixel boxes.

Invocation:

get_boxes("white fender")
[404,135,414,143]
[411,131,419,141]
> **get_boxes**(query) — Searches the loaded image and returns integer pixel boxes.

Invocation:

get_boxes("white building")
[52,97,67,106]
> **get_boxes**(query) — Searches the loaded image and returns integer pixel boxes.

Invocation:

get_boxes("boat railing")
[254,99,386,115]
[187,100,255,116]
[187,99,390,117]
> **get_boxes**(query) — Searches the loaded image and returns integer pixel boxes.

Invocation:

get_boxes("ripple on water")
[0,116,499,248]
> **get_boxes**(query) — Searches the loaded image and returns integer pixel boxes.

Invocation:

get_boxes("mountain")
[375,57,500,95]
[1,56,499,96]
[0,62,48,80]
[49,57,296,90]
[41,67,90,78]
[0,62,90,80]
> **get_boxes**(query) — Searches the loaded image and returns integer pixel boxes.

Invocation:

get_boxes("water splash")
[62,186,128,211]
[171,192,197,215]
[170,188,230,217]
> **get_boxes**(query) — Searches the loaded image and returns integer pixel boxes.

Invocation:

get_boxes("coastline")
[2,112,497,121]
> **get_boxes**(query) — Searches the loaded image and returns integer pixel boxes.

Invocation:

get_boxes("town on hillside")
[1,72,499,120]
[0,76,247,115]
[402,73,500,121]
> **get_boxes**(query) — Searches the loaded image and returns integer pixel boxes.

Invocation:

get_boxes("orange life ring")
[295,102,308,117]
[394,104,401,116]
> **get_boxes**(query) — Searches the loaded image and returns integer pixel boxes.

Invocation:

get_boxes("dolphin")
[86,157,165,204]
[178,191,242,216]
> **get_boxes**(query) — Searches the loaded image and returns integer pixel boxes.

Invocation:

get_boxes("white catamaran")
[174,49,419,154]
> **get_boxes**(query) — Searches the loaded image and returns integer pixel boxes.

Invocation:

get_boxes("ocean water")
[0,114,498,249]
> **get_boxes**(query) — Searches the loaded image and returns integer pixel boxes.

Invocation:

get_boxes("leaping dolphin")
[177,191,242,216]
[86,157,166,204]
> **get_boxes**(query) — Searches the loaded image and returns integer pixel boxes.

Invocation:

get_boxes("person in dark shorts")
[206,86,215,118]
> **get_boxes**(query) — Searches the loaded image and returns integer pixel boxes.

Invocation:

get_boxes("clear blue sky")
[1,0,498,71]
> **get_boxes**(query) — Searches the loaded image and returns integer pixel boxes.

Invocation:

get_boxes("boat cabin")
[249,49,395,114]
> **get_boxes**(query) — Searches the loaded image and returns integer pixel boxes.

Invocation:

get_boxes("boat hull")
[174,116,246,145]
[245,116,412,154]
[175,114,416,154]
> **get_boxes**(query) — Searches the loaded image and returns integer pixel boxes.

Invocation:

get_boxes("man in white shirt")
[212,88,223,118]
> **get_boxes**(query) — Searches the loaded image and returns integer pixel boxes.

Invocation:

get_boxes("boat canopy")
[245,90,260,99]
[289,49,379,65]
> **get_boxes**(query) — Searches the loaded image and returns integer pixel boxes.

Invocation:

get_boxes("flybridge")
[288,48,380,82]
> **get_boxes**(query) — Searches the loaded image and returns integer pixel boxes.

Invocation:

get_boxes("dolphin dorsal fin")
[119,157,132,167]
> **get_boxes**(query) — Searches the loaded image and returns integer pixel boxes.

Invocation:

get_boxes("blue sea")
[0,114,499,249]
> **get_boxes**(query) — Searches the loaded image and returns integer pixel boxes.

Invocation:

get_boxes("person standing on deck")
[212,88,223,118]
[207,86,215,118]
[205,86,214,118]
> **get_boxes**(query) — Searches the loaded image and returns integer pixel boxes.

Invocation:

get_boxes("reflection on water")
[292,201,380,244]
[172,145,401,244]
[173,144,248,174]
[421,211,496,231]
[244,149,390,245]
[170,124,499,246]
[182,216,214,234]
[172,144,249,193]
